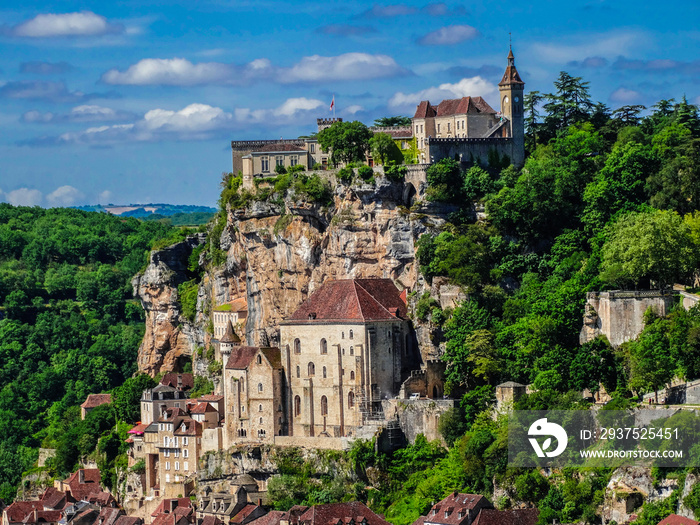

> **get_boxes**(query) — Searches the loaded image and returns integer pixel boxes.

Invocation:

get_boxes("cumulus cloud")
[357,4,417,17]
[567,56,609,68]
[613,57,700,75]
[4,188,44,206]
[101,53,407,86]
[345,105,365,115]
[98,190,113,204]
[22,105,136,124]
[235,97,323,124]
[20,61,74,75]
[46,185,84,207]
[389,76,498,108]
[11,11,123,38]
[417,25,479,45]
[610,87,643,104]
[0,80,114,103]
[316,24,375,36]
[421,3,468,16]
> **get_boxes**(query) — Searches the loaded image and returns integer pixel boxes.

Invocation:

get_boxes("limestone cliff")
[135,176,462,376]
[132,234,206,375]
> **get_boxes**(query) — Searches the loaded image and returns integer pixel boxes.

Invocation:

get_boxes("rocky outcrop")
[132,234,207,376]
[602,467,679,524]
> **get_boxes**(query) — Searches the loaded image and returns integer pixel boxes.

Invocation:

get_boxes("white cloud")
[101,53,407,86]
[142,103,233,132]
[101,58,234,86]
[610,87,643,104]
[530,31,646,63]
[236,97,323,124]
[98,190,112,204]
[12,11,123,38]
[345,105,365,114]
[389,76,498,108]
[5,188,43,206]
[418,25,479,46]
[46,185,84,207]
[23,105,134,123]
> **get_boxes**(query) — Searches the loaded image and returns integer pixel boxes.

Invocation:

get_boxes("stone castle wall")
[425,137,517,167]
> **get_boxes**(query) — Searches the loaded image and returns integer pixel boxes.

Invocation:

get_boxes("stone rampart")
[426,137,516,167]
[580,290,677,347]
[273,435,351,450]
[382,398,456,444]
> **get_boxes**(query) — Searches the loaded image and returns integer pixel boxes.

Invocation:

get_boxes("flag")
[330,96,335,111]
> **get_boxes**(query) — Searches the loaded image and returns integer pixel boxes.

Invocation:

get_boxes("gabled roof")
[190,402,217,414]
[114,517,143,525]
[160,373,194,391]
[128,423,149,435]
[93,507,123,525]
[224,346,283,371]
[260,347,282,369]
[200,517,223,525]
[151,499,191,517]
[40,488,67,510]
[214,298,248,313]
[173,419,202,436]
[424,494,491,525]
[247,511,286,525]
[414,101,437,119]
[435,97,496,116]
[80,394,111,410]
[199,395,224,402]
[297,502,389,525]
[5,501,43,523]
[230,504,261,524]
[658,516,700,525]
[286,279,407,323]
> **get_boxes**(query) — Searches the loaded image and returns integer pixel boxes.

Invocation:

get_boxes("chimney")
[79,470,85,483]
[177,375,183,390]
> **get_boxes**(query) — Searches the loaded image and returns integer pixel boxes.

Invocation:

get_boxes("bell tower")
[498,45,525,166]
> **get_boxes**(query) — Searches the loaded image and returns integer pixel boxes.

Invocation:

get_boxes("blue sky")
[1,1,699,207]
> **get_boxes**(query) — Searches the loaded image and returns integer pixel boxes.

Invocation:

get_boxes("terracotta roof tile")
[658,516,700,525]
[231,504,261,524]
[225,346,262,370]
[128,423,149,435]
[247,511,286,525]
[190,402,217,414]
[114,517,143,525]
[435,97,496,116]
[80,394,112,409]
[298,502,389,525]
[94,507,123,525]
[199,395,224,402]
[40,488,67,510]
[471,509,538,525]
[413,101,436,119]
[200,517,224,525]
[287,279,407,323]
[5,502,44,523]
[160,374,194,391]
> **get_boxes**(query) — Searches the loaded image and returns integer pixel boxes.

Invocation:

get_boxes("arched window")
[348,392,355,408]
[259,404,263,412]
[320,339,327,354]
[349,346,354,355]
[240,377,245,391]
[308,362,315,376]
[259,417,263,424]
[294,338,301,354]
[350,370,355,380]
[321,395,328,416]
[322,366,327,378]
[258,383,263,392]
[349,330,353,340]
[296,365,300,378]
[257,354,262,364]
[341,332,344,339]
[294,396,301,416]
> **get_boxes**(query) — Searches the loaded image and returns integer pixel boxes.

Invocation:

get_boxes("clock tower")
[499,45,525,166]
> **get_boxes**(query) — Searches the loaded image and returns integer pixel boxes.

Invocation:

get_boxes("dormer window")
[308,312,317,320]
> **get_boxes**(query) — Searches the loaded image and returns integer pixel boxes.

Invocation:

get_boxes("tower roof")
[220,320,241,344]
[499,47,524,87]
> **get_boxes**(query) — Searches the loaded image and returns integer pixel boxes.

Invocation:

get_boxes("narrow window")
[350,370,355,380]
[321,395,328,416]
[294,338,301,354]
[349,330,353,340]
[296,365,300,378]
[294,396,301,416]
[258,383,263,392]
[257,354,262,364]
[348,392,355,408]
[259,404,263,412]
[308,362,315,376]
[320,339,327,354]
[323,366,327,378]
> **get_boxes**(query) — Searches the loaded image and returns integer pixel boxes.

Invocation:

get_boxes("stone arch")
[308,362,315,376]
[403,181,417,206]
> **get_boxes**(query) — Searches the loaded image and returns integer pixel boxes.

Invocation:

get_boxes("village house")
[412,493,538,525]
[140,374,193,425]
[80,394,111,420]
[155,408,202,498]
[212,298,248,339]
[197,476,267,524]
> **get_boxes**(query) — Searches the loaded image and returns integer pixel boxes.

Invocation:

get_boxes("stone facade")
[213,299,247,339]
[155,408,202,498]
[580,290,677,347]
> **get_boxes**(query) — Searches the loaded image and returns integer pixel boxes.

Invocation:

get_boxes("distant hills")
[74,203,216,226]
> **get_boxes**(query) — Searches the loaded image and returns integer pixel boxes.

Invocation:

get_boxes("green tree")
[599,209,697,288]
[374,116,412,127]
[612,105,646,126]
[524,90,544,152]
[369,132,403,165]
[317,121,372,165]
[425,158,463,203]
[543,72,594,135]
[112,374,157,423]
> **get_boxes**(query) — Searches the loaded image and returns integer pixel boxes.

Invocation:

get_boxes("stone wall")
[425,137,516,167]
[202,427,223,453]
[382,398,456,443]
[273,435,351,450]
[580,290,677,347]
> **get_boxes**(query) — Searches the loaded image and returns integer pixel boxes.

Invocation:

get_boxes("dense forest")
[0,207,175,501]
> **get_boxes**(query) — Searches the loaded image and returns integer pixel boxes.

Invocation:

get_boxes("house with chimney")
[412,493,538,525]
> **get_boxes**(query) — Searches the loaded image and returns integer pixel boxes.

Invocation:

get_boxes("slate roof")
[658,516,700,525]
[160,373,194,391]
[286,279,407,323]
[260,347,282,369]
[80,394,111,409]
[220,320,241,344]
[297,502,389,525]
[472,510,538,525]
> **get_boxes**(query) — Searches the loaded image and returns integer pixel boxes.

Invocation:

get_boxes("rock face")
[132,234,206,376]
[134,178,459,376]
[602,466,679,524]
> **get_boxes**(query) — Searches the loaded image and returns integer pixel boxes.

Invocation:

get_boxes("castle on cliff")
[229,47,525,177]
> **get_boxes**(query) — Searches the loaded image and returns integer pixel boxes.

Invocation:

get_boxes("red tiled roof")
[298,502,389,525]
[199,395,224,402]
[225,346,262,370]
[115,517,143,525]
[190,402,217,414]
[151,498,192,517]
[255,144,306,153]
[23,510,62,523]
[94,507,123,525]
[230,298,248,312]
[424,494,491,525]
[247,511,286,525]
[658,516,700,525]
[414,101,436,119]
[128,423,149,435]
[40,488,67,510]
[174,418,202,436]
[200,517,224,525]
[412,517,426,525]
[160,374,194,391]
[63,469,102,501]
[435,97,496,116]
[231,504,261,524]
[80,394,111,409]
[5,502,43,523]
[86,491,115,507]
[286,279,407,322]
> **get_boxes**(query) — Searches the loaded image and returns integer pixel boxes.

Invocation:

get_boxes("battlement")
[231,139,306,151]
[426,137,513,144]
[317,118,343,131]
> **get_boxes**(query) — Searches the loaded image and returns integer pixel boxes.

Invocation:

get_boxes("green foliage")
[293,173,333,205]
[317,121,373,165]
[275,164,287,175]
[178,280,199,322]
[384,162,407,182]
[189,376,214,398]
[112,374,156,423]
[337,166,354,183]
[369,132,403,165]
[374,116,412,127]
[425,158,463,203]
